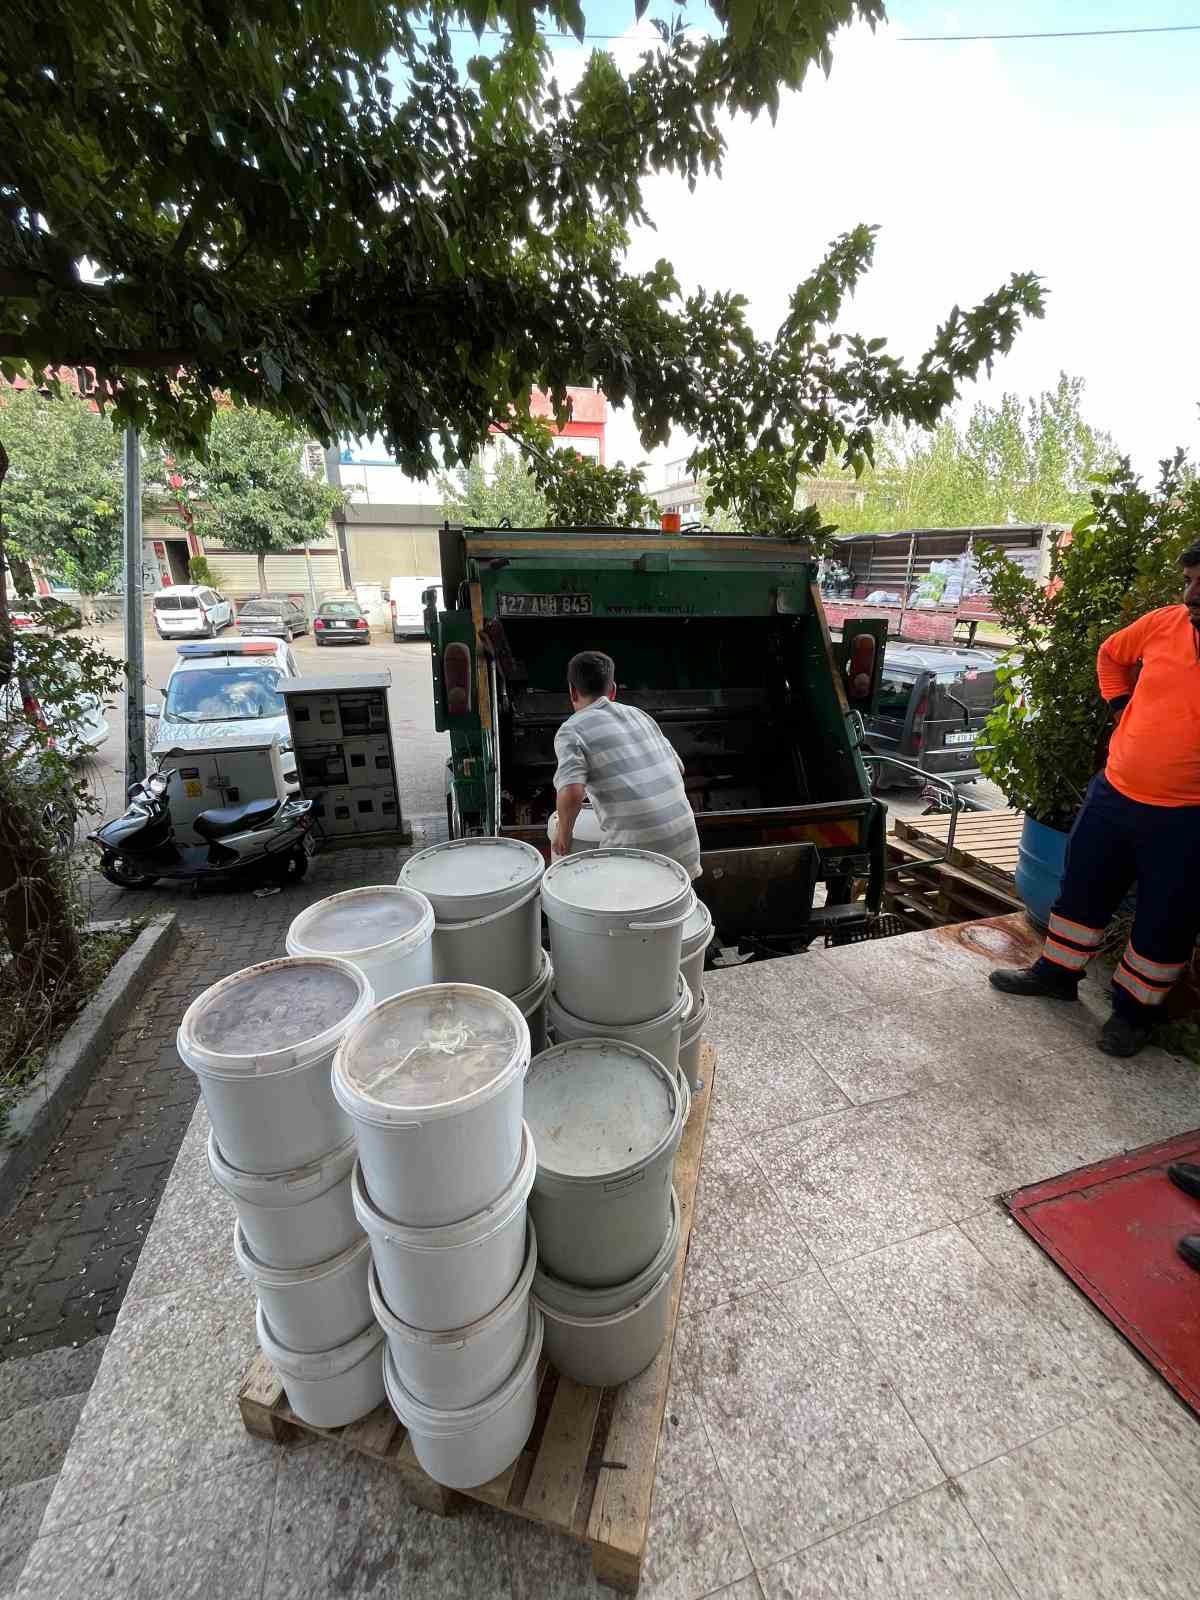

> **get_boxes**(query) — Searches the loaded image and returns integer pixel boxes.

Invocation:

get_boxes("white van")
[152,584,233,639]
[389,576,438,641]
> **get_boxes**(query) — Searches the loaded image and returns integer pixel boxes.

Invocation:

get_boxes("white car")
[152,584,234,639]
[389,575,438,641]
[151,639,299,800]
[2,643,110,761]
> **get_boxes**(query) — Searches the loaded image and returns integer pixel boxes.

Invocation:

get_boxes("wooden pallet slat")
[236,1042,716,1596]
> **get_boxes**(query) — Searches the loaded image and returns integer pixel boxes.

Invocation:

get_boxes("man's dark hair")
[567,650,615,700]
[1180,540,1200,568]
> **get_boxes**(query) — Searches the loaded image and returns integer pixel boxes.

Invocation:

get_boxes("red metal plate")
[1008,1130,1200,1414]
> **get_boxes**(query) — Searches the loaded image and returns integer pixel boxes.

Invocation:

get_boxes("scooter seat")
[194,797,281,840]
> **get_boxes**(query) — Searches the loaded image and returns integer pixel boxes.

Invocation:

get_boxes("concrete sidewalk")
[12,919,1200,1599]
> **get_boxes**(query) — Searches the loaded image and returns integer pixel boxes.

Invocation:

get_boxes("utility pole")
[324,444,353,591]
[122,426,147,793]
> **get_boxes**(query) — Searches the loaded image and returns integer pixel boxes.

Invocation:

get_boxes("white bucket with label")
[679,895,714,1009]
[285,885,435,1002]
[257,1302,385,1429]
[177,957,373,1174]
[525,1040,683,1287]
[207,1131,360,1270]
[333,983,530,1227]
[384,1305,544,1489]
[512,948,553,1057]
[678,987,709,1093]
[352,1123,536,1330]
[541,849,693,1025]
[546,805,605,854]
[546,974,691,1080]
[534,1188,679,1387]
[430,879,542,997]
[234,1224,373,1353]
[399,837,544,922]
[369,1221,537,1408]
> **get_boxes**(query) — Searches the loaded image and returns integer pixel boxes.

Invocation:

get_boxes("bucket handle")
[602,1168,646,1195]
[436,878,542,931]
[283,1171,328,1194]
[611,906,691,936]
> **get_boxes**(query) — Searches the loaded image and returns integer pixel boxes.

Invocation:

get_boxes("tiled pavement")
[14,915,1200,1599]
[0,825,442,1362]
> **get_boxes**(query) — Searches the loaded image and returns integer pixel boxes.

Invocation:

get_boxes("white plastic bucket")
[546,974,691,1080]
[679,895,714,1009]
[384,1305,544,1489]
[234,1223,373,1353]
[207,1130,360,1270]
[533,1191,679,1387]
[513,948,553,1057]
[399,837,544,922]
[333,983,530,1227]
[525,1040,683,1287]
[257,1302,386,1429]
[352,1123,536,1330]
[285,886,435,1002]
[431,879,541,997]
[546,806,605,854]
[679,987,709,1093]
[541,849,692,1024]
[369,1220,537,1408]
[177,957,373,1174]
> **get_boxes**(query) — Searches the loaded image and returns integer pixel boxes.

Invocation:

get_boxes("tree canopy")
[156,407,340,593]
[2,0,1042,538]
[821,374,1119,535]
[0,386,123,607]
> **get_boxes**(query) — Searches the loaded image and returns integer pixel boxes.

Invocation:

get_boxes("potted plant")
[977,453,1198,926]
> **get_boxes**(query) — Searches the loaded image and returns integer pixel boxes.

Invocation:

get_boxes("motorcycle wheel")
[269,848,309,884]
[100,852,159,889]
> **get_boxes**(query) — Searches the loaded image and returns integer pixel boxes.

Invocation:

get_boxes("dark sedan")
[314,598,371,645]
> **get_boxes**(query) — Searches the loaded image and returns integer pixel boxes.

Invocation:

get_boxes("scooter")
[90,767,316,890]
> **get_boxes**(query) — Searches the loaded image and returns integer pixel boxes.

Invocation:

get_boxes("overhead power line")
[897,22,1200,43]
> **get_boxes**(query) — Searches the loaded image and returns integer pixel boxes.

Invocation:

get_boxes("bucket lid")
[525,1039,680,1180]
[384,1304,544,1433]
[400,837,543,903]
[547,973,690,1036]
[287,885,434,958]
[207,1128,357,1205]
[178,956,372,1078]
[351,1122,536,1250]
[368,1218,537,1346]
[542,849,690,915]
[512,947,553,1014]
[681,894,714,955]
[256,1300,384,1381]
[233,1219,369,1288]
[333,983,529,1125]
[681,986,710,1040]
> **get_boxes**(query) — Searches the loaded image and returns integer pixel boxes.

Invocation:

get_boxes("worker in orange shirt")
[990,541,1200,1058]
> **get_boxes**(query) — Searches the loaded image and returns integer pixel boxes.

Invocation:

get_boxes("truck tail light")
[847,634,876,700]
[912,696,928,751]
[443,641,472,715]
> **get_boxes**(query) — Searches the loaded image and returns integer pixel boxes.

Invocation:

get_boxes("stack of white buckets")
[175,837,712,1493]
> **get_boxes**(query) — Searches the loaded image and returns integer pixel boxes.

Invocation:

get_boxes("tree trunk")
[257,551,267,594]
[78,591,97,624]
[0,438,83,990]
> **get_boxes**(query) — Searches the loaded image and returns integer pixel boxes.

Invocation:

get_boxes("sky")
[537,0,1200,484]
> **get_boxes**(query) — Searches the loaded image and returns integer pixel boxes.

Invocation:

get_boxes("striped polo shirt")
[553,698,702,878]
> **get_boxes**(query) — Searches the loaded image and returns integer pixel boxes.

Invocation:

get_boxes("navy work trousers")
[1034,773,1200,1023]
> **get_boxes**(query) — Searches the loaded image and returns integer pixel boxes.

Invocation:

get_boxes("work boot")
[1177,1236,1200,1272]
[988,965,1078,1001]
[1168,1162,1200,1201]
[1097,1014,1150,1058]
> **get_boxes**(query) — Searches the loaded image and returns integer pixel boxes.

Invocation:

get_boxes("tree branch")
[0,338,193,368]
[0,270,111,301]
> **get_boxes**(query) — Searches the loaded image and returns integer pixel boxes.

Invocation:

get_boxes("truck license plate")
[945,731,978,746]
[497,592,592,618]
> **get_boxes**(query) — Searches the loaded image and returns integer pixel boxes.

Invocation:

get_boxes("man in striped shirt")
[552,651,702,878]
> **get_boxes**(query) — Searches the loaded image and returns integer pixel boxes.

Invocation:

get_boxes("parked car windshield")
[239,600,284,617]
[165,667,284,722]
[319,601,362,618]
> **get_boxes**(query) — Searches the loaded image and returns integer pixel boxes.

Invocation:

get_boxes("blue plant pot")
[1014,814,1070,931]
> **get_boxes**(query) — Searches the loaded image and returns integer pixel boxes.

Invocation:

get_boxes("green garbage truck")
[424,524,888,950]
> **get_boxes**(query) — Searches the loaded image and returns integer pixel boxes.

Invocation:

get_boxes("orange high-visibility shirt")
[1098,604,1200,805]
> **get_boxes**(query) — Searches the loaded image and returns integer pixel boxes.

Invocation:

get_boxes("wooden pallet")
[886,812,1025,929]
[894,808,1024,892]
[238,1042,716,1595]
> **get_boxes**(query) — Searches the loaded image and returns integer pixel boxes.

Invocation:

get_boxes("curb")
[0,914,179,1217]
